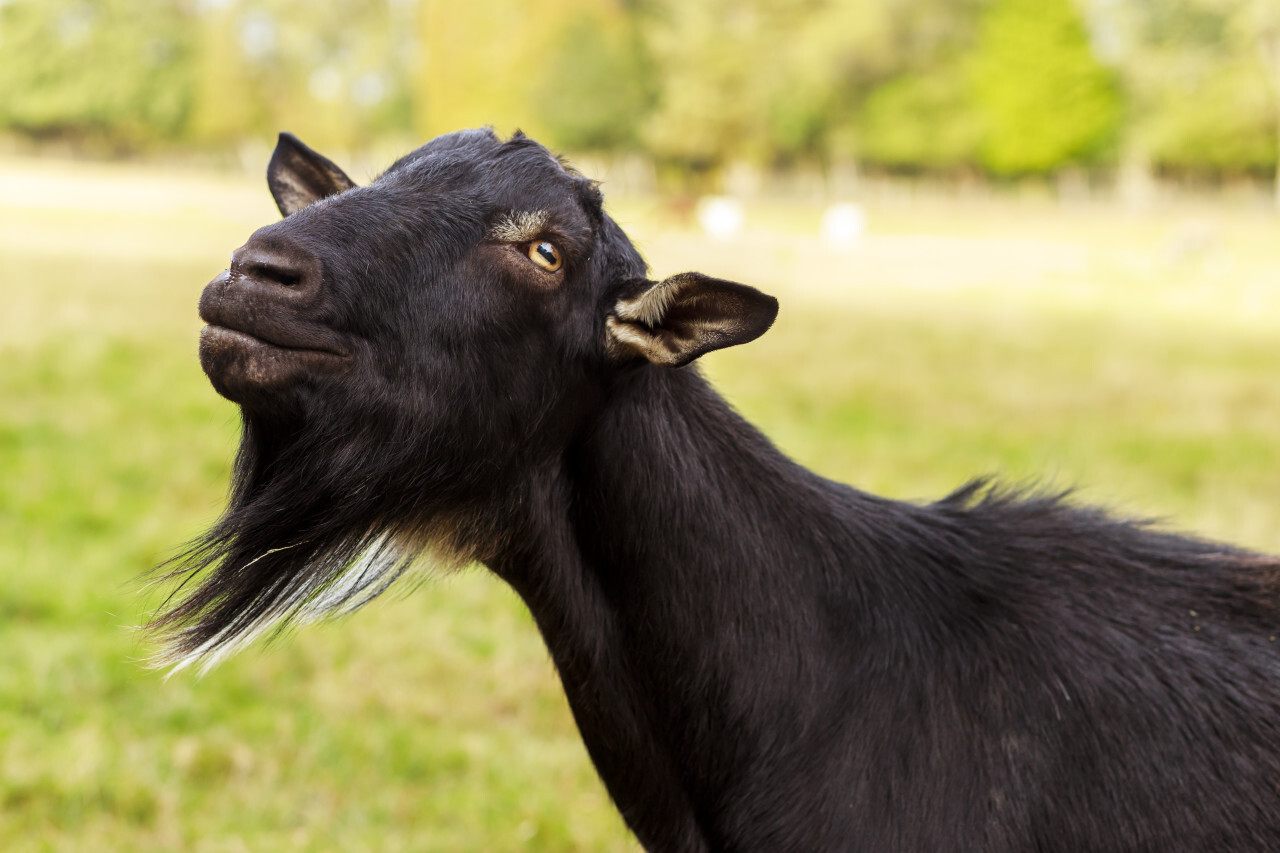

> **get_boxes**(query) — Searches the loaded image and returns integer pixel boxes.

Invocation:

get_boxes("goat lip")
[200,324,350,360]
[199,325,350,404]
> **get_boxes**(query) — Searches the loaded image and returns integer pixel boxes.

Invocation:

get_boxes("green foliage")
[1144,58,1278,172]
[188,0,416,152]
[856,0,1126,175]
[968,0,1123,175]
[414,0,624,143]
[857,65,984,171]
[0,0,1276,181]
[640,0,777,165]
[1117,0,1280,176]
[638,0,931,166]
[0,0,195,146]
[537,10,655,152]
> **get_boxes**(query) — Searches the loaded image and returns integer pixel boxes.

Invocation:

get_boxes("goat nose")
[230,241,318,291]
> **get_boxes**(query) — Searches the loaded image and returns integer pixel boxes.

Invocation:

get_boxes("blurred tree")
[851,0,987,172]
[1215,0,1280,204]
[1106,0,1278,199]
[0,0,195,149]
[639,0,972,172]
[1139,56,1277,173]
[188,1,267,147]
[0,0,1273,194]
[189,0,416,153]
[414,0,639,146]
[1253,1,1280,205]
[857,67,985,172]
[535,4,656,152]
[969,0,1123,175]
[757,0,914,165]
[640,0,774,168]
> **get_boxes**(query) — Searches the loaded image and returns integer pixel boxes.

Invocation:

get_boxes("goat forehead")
[387,132,565,183]
[374,155,578,221]
[384,127,500,171]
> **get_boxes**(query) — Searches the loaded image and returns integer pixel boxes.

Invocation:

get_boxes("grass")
[1,156,1278,851]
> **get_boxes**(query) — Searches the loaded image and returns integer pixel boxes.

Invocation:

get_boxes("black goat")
[155,129,1280,851]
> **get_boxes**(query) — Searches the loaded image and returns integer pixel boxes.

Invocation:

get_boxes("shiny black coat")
[155,129,1280,852]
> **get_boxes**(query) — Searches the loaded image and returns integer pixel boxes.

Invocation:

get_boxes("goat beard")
[147,403,477,675]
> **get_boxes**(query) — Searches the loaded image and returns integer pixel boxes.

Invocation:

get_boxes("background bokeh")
[2,1,1279,851]
[1,0,1279,190]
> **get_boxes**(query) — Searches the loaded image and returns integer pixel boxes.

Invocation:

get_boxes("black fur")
[155,129,1280,851]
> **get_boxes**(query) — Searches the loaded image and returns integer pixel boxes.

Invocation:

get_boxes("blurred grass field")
[2,156,1279,852]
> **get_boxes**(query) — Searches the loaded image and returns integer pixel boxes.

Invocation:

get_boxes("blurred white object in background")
[820,202,867,250]
[697,196,744,241]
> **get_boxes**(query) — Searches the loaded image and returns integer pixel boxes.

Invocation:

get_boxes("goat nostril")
[231,247,313,289]
[254,262,303,287]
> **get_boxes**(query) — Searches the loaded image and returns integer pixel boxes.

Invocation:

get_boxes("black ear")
[606,273,779,367]
[267,132,357,217]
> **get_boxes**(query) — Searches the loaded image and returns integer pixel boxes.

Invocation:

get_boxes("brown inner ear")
[268,133,356,217]
[663,290,746,332]
[608,274,778,368]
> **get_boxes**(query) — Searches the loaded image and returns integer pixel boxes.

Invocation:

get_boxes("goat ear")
[267,132,357,217]
[606,273,779,367]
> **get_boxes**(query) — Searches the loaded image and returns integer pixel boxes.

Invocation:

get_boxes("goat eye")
[527,241,563,272]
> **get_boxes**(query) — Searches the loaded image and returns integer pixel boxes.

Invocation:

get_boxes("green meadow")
[2,158,1278,851]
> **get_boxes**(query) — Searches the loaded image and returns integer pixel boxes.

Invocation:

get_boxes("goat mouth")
[199,324,350,404]
[201,324,348,358]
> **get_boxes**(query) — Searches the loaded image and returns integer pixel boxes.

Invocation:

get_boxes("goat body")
[156,129,1280,852]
